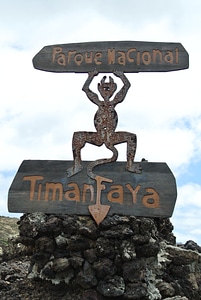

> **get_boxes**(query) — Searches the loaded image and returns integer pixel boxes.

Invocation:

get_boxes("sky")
[1,0,201,244]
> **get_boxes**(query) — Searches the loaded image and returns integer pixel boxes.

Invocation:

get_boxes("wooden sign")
[32,41,189,73]
[8,160,177,223]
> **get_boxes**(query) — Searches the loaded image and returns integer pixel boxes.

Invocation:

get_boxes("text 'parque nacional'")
[33,41,189,73]
[52,46,179,67]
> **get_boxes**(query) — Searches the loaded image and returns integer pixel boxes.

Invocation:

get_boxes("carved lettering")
[137,51,141,65]
[23,175,44,200]
[108,48,115,64]
[74,53,84,66]
[107,185,123,204]
[94,52,102,65]
[65,183,80,201]
[142,51,151,65]
[95,175,113,205]
[142,188,160,208]
[38,183,42,201]
[127,48,136,63]
[82,184,94,202]
[52,47,66,66]
[85,52,93,64]
[23,175,161,210]
[126,184,141,203]
[67,50,76,64]
[45,182,63,201]
[164,51,174,64]
[51,46,180,69]
[152,49,162,63]
[175,47,179,64]
[117,51,126,65]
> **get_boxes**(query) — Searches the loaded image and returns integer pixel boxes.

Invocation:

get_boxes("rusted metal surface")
[66,71,141,180]
[88,175,112,225]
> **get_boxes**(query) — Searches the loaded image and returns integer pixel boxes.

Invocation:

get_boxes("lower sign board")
[8,160,177,220]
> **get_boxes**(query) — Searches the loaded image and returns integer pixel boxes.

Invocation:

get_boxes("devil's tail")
[87,144,118,179]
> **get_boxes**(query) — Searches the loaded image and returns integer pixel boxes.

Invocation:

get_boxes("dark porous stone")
[82,289,103,300]
[169,264,191,278]
[97,275,125,297]
[67,235,91,252]
[120,240,136,261]
[99,215,130,229]
[129,216,140,234]
[131,234,150,245]
[96,237,115,258]
[123,260,146,283]
[3,273,22,283]
[69,256,84,269]
[167,245,200,265]
[39,216,63,237]
[52,257,70,272]
[93,258,116,279]
[55,234,68,249]
[53,248,69,258]
[100,225,133,239]
[156,218,176,244]
[16,236,35,247]
[135,241,160,258]
[0,279,10,290]
[4,214,200,300]
[19,213,47,238]
[62,216,79,236]
[35,236,56,254]
[184,240,201,253]
[114,254,123,271]
[77,223,98,240]
[77,261,97,289]
[48,281,69,297]
[157,281,175,297]
[112,215,130,224]
[139,218,156,236]
[41,264,55,279]
[124,283,148,299]
[31,251,51,269]
[84,248,98,264]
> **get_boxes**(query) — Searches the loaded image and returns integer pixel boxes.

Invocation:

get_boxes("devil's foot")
[66,164,83,177]
[126,162,142,174]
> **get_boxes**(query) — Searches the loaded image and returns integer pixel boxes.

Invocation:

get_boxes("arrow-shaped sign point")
[88,204,110,226]
[88,175,112,225]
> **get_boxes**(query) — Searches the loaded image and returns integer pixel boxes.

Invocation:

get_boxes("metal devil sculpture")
[66,69,143,224]
[67,70,141,180]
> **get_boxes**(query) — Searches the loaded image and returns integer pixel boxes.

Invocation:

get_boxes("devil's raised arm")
[112,71,131,105]
[82,70,100,105]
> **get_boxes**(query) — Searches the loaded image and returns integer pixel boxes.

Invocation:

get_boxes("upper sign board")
[33,41,189,73]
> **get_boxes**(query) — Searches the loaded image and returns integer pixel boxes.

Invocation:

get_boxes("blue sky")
[1,0,201,244]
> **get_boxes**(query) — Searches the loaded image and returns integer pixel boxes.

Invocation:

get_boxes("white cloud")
[171,183,201,244]
[176,183,201,208]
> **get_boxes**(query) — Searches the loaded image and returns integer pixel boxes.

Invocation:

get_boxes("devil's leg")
[67,131,103,177]
[125,133,141,173]
[66,132,86,177]
[113,132,141,173]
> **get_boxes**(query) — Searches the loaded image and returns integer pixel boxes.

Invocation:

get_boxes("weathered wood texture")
[33,41,189,73]
[8,160,177,218]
